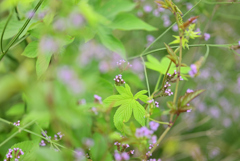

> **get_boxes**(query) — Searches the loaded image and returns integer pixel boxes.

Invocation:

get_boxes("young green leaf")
[103,84,147,131]
[21,41,38,58]
[36,53,52,78]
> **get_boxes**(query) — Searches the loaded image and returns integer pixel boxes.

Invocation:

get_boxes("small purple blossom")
[148,99,154,104]
[149,121,159,131]
[39,140,46,146]
[121,152,130,160]
[91,107,98,115]
[189,64,198,77]
[204,33,211,41]
[26,10,35,18]
[172,24,178,32]
[155,101,159,108]
[114,74,126,85]
[69,12,85,27]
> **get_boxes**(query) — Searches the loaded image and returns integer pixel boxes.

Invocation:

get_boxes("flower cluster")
[117,60,132,72]
[5,148,24,161]
[39,131,64,146]
[114,142,134,161]
[13,120,20,126]
[147,99,159,108]
[74,148,88,161]
[114,74,126,86]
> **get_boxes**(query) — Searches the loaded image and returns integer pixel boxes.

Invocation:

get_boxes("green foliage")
[108,13,157,31]
[145,55,190,79]
[4,140,39,160]
[21,41,38,58]
[95,0,136,19]
[36,53,52,78]
[104,84,147,132]
[178,89,205,108]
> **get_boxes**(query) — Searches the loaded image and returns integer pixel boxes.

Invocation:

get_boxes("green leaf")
[90,133,108,160]
[4,140,39,161]
[133,101,146,126]
[35,148,64,161]
[114,102,133,131]
[108,13,157,31]
[6,103,25,116]
[145,55,190,79]
[36,53,52,78]
[104,95,131,107]
[138,95,148,103]
[0,18,25,40]
[96,0,136,19]
[21,41,38,58]
[134,90,148,99]
[98,30,126,59]
[104,84,146,131]
[178,89,205,107]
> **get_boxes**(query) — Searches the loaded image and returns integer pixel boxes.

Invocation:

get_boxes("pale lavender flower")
[146,151,152,157]
[186,3,193,10]
[238,41,240,46]
[155,101,159,108]
[13,120,20,126]
[75,148,85,160]
[144,5,153,13]
[195,28,201,35]
[39,140,46,146]
[114,152,122,161]
[153,9,160,17]
[99,61,110,73]
[186,109,192,113]
[172,24,178,32]
[39,36,58,54]
[209,107,220,118]
[149,121,159,131]
[135,127,153,138]
[222,118,232,127]
[148,99,154,104]
[147,35,155,43]
[83,138,94,147]
[26,10,35,18]
[189,64,197,77]
[92,107,98,115]
[53,18,67,31]
[94,95,102,104]
[69,12,85,27]
[186,89,194,93]
[121,152,130,160]
[204,33,211,41]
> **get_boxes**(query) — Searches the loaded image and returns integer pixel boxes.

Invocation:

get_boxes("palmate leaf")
[178,89,205,107]
[103,84,147,132]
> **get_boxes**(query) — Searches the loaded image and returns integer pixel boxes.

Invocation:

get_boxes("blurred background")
[0,0,240,160]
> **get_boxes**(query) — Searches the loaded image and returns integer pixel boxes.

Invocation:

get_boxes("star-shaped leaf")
[103,84,147,132]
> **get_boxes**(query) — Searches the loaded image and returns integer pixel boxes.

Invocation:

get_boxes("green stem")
[128,43,232,60]
[150,126,171,153]
[141,55,150,128]
[203,1,240,4]
[149,118,169,125]
[0,120,35,147]
[0,10,13,54]
[0,0,44,61]
[154,74,162,92]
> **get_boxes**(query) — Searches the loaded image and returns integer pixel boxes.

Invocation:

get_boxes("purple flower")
[186,3,193,10]
[114,152,122,161]
[53,18,67,31]
[186,89,194,93]
[69,12,85,27]
[135,127,153,138]
[172,24,178,32]
[74,148,85,160]
[13,120,20,126]
[94,95,102,104]
[148,99,154,104]
[121,152,130,160]
[144,5,153,13]
[153,9,160,17]
[204,33,211,41]
[26,10,35,18]
[238,41,240,46]
[189,64,197,77]
[39,36,58,54]
[150,135,157,144]
[147,35,155,43]
[149,121,159,131]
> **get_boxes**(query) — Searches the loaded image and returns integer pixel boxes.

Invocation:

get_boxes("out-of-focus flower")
[149,121,159,131]
[204,33,211,41]
[135,127,153,138]
[189,64,198,77]
[144,5,153,13]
